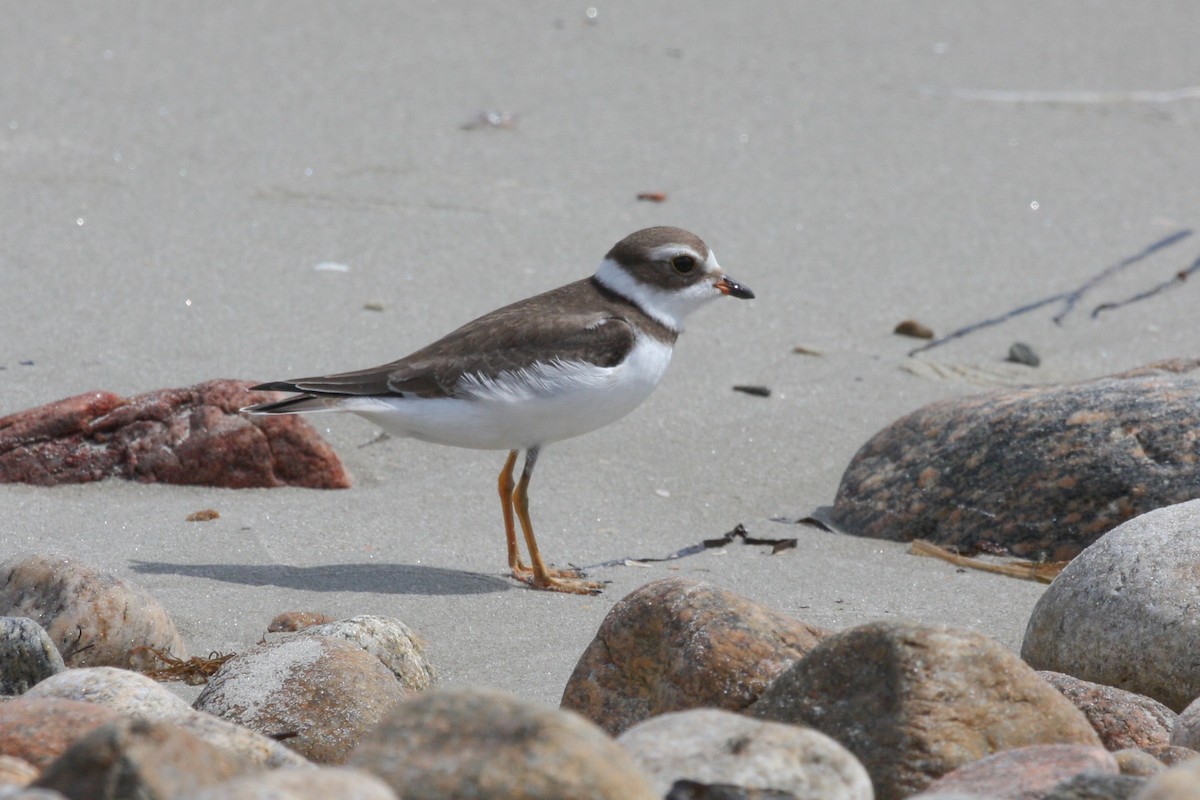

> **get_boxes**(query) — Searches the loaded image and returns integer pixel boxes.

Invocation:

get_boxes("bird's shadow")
[129,560,512,596]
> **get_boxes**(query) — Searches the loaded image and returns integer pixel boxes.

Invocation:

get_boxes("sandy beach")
[3,2,1199,705]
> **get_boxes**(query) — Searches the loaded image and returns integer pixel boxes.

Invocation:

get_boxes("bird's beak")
[717,275,755,299]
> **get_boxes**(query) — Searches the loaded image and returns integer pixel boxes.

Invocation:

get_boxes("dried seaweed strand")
[134,646,234,684]
[910,539,1066,584]
[909,230,1193,355]
[1092,251,1200,318]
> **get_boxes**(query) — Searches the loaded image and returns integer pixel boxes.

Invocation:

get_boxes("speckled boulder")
[561,578,829,735]
[617,708,872,800]
[349,687,658,800]
[194,635,407,763]
[752,621,1101,800]
[831,359,1200,561]
[0,553,187,670]
[1023,500,1200,712]
[292,615,436,691]
[179,767,398,800]
[0,379,349,489]
[919,744,1119,799]
[0,616,64,694]
[0,697,120,769]
[32,717,251,800]
[1039,671,1176,751]
[25,667,192,718]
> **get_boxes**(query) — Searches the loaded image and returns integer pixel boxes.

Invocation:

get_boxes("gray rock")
[0,553,187,670]
[0,618,64,695]
[618,708,872,800]
[171,710,311,769]
[1169,695,1200,750]
[292,615,435,691]
[1022,500,1200,711]
[831,358,1200,561]
[194,635,407,764]
[178,767,397,800]
[349,686,658,799]
[24,667,191,718]
[31,717,251,799]
[752,620,1100,800]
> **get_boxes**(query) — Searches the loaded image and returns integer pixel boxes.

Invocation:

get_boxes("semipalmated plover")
[243,226,753,594]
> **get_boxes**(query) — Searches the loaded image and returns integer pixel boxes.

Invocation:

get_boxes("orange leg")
[497,450,527,574]
[507,447,603,594]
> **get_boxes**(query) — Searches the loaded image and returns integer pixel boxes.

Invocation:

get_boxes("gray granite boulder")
[290,615,435,691]
[831,359,1200,560]
[1023,500,1200,712]
[618,708,872,800]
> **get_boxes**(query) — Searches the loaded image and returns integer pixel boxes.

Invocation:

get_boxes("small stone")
[186,509,220,522]
[561,578,828,735]
[1039,671,1176,750]
[666,781,801,799]
[894,319,934,339]
[921,744,1118,798]
[194,635,408,763]
[0,617,65,694]
[268,611,335,632]
[1007,341,1041,367]
[24,666,193,718]
[32,717,250,800]
[0,553,187,670]
[751,621,1100,800]
[1023,500,1200,711]
[832,358,1200,561]
[0,379,349,489]
[349,687,658,800]
[0,697,120,769]
[0,754,39,787]
[291,615,435,691]
[178,767,398,800]
[617,708,872,800]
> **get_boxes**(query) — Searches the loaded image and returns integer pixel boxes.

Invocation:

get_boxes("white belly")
[347,337,673,450]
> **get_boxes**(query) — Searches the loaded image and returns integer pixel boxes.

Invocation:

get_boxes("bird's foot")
[510,565,604,595]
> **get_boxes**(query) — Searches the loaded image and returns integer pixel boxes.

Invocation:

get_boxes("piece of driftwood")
[910,539,1066,584]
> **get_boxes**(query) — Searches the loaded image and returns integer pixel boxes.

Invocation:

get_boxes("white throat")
[593,254,723,332]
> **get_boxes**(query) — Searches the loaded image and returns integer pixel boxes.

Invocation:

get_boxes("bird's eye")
[671,255,696,274]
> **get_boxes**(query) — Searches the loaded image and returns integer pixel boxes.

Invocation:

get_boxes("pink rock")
[0,379,349,489]
[920,744,1118,799]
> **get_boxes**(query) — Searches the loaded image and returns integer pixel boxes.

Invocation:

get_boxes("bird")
[242,226,754,594]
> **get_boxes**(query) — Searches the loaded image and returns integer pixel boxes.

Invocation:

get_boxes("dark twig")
[1091,251,1200,318]
[909,230,1193,355]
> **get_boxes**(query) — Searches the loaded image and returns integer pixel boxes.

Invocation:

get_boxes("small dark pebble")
[894,320,934,339]
[1007,341,1041,367]
[186,509,220,522]
[791,345,822,356]
[636,192,668,202]
[732,385,771,397]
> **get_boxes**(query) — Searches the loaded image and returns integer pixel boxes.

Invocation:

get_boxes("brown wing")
[255,280,639,400]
